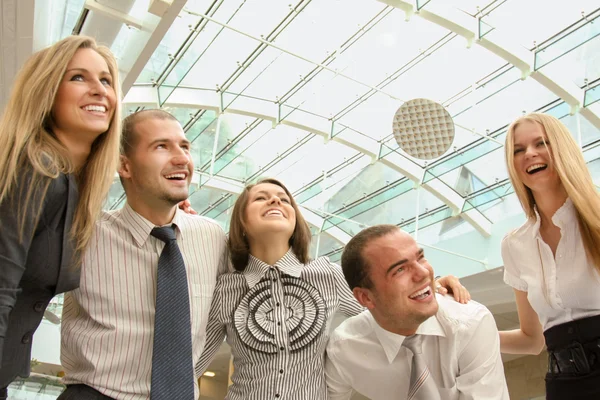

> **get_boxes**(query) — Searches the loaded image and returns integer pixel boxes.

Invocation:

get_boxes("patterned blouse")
[196,250,364,400]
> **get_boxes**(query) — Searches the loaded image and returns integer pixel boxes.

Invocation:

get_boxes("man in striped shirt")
[59,110,228,400]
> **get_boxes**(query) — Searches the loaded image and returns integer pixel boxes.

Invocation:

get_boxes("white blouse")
[502,198,600,331]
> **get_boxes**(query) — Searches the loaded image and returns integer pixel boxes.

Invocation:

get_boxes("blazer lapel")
[55,174,81,294]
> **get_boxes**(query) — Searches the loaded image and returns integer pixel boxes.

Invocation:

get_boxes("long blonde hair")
[0,35,122,260]
[505,112,600,273]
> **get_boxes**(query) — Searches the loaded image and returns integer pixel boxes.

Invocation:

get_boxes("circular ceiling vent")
[392,98,455,160]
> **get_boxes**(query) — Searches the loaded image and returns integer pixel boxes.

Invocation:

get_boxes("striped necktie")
[402,334,441,400]
[150,225,195,400]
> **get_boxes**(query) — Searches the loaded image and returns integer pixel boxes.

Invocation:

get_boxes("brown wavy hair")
[228,178,312,271]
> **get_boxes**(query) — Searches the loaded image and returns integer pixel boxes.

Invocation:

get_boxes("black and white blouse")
[196,250,364,400]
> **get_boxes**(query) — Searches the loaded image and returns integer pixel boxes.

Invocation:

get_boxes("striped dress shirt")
[61,203,228,400]
[196,250,364,400]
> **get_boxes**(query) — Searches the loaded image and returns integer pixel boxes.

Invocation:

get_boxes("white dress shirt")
[61,203,228,400]
[502,198,600,331]
[325,295,509,400]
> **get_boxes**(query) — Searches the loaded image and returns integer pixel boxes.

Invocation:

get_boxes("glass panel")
[584,81,600,107]
[534,12,600,72]
[383,36,507,106]
[479,0,599,48]
[177,24,257,89]
[311,232,342,258]
[272,0,387,62]
[105,177,125,210]
[326,10,449,88]
[225,49,317,103]
[135,6,203,84]
[538,34,600,88]
[324,163,409,214]
[336,92,407,142]
[324,181,445,237]
[217,124,312,182]
[297,156,372,209]
[417,0,432,10]
[283,70,370,120]
[424,131,507,184]
[452,76,558,135]
[477,192,524,223]
[463,181,513,212]
[273,140,360,193]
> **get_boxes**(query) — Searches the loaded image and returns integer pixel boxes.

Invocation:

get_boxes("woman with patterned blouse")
[197,177,469,400]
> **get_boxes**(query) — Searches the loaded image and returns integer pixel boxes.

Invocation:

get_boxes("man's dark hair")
[341,224,400,290]
[121,109,178,156]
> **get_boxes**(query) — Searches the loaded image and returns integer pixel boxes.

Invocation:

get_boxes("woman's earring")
[243,232,246,237]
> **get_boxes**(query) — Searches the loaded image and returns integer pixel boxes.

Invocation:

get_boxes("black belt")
[548,339,600,376]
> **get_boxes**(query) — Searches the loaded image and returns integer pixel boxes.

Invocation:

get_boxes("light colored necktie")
[402,334,441,400]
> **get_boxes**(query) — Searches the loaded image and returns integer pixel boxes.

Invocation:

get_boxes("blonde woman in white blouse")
[500,112,600,399]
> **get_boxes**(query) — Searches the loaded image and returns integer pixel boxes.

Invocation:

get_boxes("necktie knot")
[151,225,177,243]
[403,334,424,355]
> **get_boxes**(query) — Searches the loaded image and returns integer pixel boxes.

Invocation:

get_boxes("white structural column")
[378,0,600,130]
[124,85,493,237]
[0,0,35,110]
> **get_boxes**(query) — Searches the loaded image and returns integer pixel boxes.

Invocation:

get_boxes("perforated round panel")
[392,98,455,160]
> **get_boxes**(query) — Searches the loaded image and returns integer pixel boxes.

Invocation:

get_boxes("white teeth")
[165,173,186,179]
[409,287,430,299]
[265,210,282,217]
[83,105,106,113]
[526,164,546,173]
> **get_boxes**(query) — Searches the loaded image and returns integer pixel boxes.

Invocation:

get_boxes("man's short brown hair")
[341,224,400,290]
[121,109,178,156]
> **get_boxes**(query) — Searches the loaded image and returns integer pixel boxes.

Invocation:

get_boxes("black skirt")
[544,315,600,400]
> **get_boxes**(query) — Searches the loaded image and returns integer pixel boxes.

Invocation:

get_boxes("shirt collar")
[244,249,303,288]
[533,197,573,236]
[368,307,446,364]
[121,203,184,248]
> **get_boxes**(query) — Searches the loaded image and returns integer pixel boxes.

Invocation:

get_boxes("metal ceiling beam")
[121,0,188,94]
[377,0,600,130]
[124,85,493,236]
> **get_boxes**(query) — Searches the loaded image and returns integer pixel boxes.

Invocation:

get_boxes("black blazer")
[0,170,80,387]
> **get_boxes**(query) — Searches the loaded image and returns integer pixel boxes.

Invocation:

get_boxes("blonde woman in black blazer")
[0,36,121,397]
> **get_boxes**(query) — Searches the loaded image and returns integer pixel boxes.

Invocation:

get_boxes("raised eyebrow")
[386,259,407,275]
[418,248,424,257]
[65,67,111,76]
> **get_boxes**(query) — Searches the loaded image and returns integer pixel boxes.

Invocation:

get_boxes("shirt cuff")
[503,271,527,292]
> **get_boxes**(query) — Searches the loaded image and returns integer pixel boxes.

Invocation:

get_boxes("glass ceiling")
[54,0,600,277]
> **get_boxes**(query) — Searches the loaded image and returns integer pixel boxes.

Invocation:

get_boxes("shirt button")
[568,327,574,334]
[276,302,280,307]
[277,322,281,326]
[279,369,284,374]
[280,346,284,351]
[275,395,280,398]
[33,302,46,312]
[21,332,32,344]
[273,278,277,282]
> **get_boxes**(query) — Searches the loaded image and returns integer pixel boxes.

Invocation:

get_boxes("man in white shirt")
[59,110,228,399]
[325,224,508,400]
